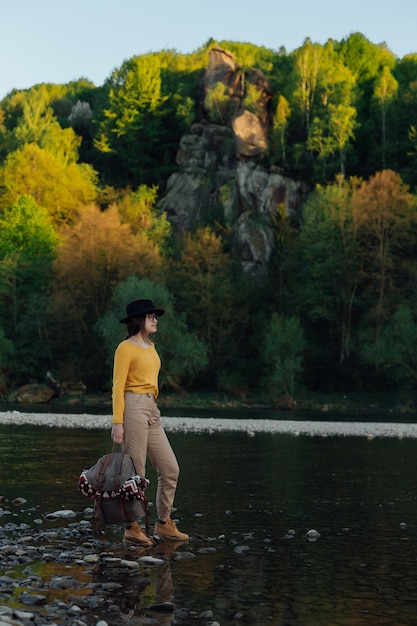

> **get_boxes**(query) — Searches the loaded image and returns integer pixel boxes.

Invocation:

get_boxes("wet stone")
[19,593,48,606]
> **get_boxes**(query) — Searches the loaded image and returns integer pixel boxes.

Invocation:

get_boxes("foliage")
[361,305,417,387]
[2,37,417,399]
[115,184,172,250]
[352,169,417,339]
[45,204,166,384]
[0,196,59,381]
[271,95,291,164]
[0,194,58,258]
[0,324,15,393]
[170,226,249,387]
[293,178,361,367]
[262,313,305,405]
[204,82,231,124]
[0,143,97,224]
[94,52,194,187]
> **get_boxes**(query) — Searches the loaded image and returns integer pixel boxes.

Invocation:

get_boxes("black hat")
[119,299,165,323]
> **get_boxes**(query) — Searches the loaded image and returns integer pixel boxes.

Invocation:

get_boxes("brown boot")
[154,518,189,542]
[123,521,154,546]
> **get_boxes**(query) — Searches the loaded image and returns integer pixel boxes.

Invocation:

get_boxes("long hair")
[126,314,151,344]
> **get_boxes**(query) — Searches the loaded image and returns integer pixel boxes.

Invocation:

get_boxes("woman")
[111,299,189,546]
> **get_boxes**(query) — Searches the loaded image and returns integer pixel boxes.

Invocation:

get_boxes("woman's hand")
[111,423,124,444]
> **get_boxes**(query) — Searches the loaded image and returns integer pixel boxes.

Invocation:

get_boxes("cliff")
[158,47,308,276]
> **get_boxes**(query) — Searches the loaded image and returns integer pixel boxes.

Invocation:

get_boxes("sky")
[1,0,417,100]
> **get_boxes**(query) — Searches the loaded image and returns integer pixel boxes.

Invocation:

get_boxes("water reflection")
[1,422,417,624]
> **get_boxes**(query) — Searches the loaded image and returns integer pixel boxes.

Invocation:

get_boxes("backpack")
[79,450,150,539]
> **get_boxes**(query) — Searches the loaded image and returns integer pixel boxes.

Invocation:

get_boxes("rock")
[197,547,217,554]
[11,498,26,506]
[201,47,272,154]
[14,612,34,621]
[0,617,26,626]
[284,529,296,539]
[158,46,308,277]
[19,593,47,606]
[173,551,195,560]
[234,545,250,553]
[232,110,268,157]
[14,384,55,404]
[44,509,76,519]
[159,132,307,276]
[120,559,140,569]
[137,555,165,566]
[305,529,321,541]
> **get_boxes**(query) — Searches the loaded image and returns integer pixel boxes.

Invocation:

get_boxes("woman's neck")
[128,332,151,348]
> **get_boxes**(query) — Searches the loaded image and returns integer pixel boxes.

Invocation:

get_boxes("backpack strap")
[143,495,150,536]
[93,495,106,544]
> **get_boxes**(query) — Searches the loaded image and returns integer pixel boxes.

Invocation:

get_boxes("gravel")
[0,410,417,438]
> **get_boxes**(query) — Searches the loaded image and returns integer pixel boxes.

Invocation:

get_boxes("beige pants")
[123,391,179,520]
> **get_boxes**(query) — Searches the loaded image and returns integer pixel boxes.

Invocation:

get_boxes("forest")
[1,34,417,407]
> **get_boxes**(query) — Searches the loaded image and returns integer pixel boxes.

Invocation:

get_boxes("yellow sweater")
[112,339,161,424]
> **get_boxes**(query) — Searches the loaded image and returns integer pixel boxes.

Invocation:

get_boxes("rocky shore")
[0,513,222,626]
[0,512,306,626]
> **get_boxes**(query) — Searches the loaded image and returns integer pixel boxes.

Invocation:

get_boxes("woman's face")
[144,313,158,335]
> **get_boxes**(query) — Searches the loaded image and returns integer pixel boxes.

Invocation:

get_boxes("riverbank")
[2,388,415,415]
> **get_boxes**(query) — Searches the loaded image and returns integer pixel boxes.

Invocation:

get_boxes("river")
[1,411,417,625]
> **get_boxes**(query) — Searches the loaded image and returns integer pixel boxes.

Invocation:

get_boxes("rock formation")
[158,47,308,276]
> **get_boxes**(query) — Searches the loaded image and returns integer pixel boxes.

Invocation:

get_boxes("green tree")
[204,82,230,124]
[115,184,171,249]
[95,53,180,186]
[262,313,305,406]
[339,33,394,86]
[362,305,417,391]
[328,103,357,177]
[13,85,57,146]
[0,324,14,392]
[373,66,398,168]
[272,95,291,165]
[293,39,323,135]
[0,195,59,381]
[0,143,97,224]
[338,33,396,177]
[393,54,417,186]
[244,82,264,117]
[7,84,83,165]
[305,42,357,179]
[294,178,361,367]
